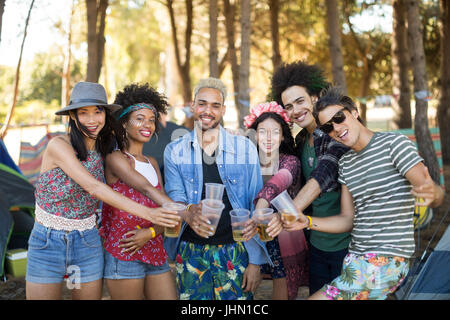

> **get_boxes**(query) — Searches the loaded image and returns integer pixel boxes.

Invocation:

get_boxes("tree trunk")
[0,0,5,45]
[96,0,107,78]
[62,0,75,107]
[238,0,251,129]
[223,0,240,111]
[209,0,219,78]
[0,0,35,139]
[85,0,108,83]
[406,0,440,184]
[438,0,450,165]
[392,0,412,129]
[166,0,193,104]
[325,0,347,93]
[269,0,282,72]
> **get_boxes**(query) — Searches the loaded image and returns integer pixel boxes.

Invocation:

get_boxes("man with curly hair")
[271,61,351,295]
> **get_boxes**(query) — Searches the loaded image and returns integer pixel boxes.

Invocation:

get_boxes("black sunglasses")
[319,109,347,134]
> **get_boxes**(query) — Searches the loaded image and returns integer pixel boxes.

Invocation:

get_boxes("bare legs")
[26,279,103,300]
[106,271,177,300]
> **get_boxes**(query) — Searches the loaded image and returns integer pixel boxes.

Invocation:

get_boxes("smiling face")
[256,117,283,155]
[191,87,226,131]
[281,85,317,130]
[124,108,156,143]
[71,106,106,138]
[317,104,362,150]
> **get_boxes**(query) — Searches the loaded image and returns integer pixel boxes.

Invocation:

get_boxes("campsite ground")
[1,165,449,300]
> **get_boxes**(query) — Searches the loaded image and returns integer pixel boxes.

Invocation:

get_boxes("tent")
[19,132,64,185]
[0,140,35,278]
[0,139,22,175]
[395,207,450,300]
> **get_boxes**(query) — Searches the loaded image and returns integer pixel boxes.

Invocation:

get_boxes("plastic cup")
[252,208,275,242]
[162,202,187,238]
[270,190,299,224]
[229,209,251,242]
[201,199,225,236]
[204,183,225,201]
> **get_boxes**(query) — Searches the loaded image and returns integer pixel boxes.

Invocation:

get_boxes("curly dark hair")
[113,83,169,134]
[270,60,329,107]
[249,112,296,156]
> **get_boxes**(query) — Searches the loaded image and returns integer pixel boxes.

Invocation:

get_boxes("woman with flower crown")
[244,101,309,300]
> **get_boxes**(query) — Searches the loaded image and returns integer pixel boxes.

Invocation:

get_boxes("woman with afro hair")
[100,83,179,299]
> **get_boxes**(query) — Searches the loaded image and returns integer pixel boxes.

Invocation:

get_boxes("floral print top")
[35,150,104,220]
[254,153,302,204]
[99,179,167,266]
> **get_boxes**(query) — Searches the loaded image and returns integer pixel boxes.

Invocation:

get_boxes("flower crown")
[243,101,291,129]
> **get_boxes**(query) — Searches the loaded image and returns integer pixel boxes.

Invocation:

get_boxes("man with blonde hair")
[164,77,271,300]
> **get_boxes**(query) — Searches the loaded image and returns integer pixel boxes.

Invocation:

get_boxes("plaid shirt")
[295,128,349,193]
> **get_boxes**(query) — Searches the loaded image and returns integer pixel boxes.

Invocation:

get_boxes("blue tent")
[0,139,22,174]
[396,207,450,300]
[0,140,35,278]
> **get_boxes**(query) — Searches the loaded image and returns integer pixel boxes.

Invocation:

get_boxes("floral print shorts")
[319,253,410,300]
[175,241,252,300]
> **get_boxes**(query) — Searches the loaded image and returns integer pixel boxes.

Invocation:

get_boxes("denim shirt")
[163,126,272,266]
[295,128,350,193]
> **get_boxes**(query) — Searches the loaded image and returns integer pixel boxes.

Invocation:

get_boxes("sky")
[0,0,393,68]
[0,0,72,67]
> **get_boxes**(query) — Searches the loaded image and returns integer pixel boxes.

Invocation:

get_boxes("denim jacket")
[163,126,272,266]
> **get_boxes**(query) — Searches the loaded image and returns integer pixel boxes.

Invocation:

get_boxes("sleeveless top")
[99,152,167,265]
[35,150,104,220]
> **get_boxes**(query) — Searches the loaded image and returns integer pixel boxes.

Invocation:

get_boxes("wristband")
[186,203,193,212]
[148,227,156,238]
[306,215,313,230]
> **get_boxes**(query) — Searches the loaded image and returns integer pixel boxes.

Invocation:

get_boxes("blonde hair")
[193,77,227,102]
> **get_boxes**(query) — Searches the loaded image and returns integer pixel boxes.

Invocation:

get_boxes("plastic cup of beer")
[270,190,299,224]
[205,183,225,201]
[253,208,275,242]
[230,209,251,242]
[162,202,187,237]
[201,199,225,236]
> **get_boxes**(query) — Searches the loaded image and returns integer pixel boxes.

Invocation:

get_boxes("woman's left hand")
[119,228,153,256]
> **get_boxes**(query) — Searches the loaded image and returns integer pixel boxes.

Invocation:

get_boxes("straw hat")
[55,82,122,116]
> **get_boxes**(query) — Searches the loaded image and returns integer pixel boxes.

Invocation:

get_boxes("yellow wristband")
[306,215,312,230]
[186,203,193,212]
[148,227,156,238]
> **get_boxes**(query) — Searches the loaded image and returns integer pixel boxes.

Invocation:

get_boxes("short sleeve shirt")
[338,132,423,258]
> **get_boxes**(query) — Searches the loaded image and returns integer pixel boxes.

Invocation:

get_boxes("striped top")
[338,132,423,258]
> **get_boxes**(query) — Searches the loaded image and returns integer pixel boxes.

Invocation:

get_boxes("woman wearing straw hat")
[25,82,181,300]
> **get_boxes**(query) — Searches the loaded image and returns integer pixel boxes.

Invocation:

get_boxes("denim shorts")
[103,250,171,280]
[26,221,104,284]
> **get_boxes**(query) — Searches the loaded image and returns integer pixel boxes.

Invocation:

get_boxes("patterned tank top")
[35,150,104,220]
